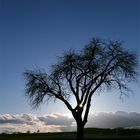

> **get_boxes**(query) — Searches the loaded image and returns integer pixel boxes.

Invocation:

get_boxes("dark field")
[0,128,140,140]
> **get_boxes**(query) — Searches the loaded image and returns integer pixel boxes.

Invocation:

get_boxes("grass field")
[0,128,140,140]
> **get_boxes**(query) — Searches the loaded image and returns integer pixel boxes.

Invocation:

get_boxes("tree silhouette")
[24,38,138,140]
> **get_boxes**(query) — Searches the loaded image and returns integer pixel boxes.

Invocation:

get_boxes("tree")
[23,38,138,140]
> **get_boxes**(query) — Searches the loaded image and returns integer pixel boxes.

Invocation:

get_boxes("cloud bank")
[0,111,140,133]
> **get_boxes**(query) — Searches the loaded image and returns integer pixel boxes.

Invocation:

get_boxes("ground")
[0,128,140,140]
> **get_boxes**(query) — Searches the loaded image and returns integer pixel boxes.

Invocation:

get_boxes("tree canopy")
[24,38,138,140]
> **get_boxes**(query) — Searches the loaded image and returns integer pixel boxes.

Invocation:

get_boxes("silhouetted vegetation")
[85,128,140,136]
[24,38,138,140]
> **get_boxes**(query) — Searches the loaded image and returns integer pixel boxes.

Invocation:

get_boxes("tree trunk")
[77,123,84,140]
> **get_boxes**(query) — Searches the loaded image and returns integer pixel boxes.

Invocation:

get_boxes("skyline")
[0,0,140,132]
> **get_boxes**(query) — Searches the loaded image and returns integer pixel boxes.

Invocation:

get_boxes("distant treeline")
[1,128,140,136]
[84,128,140,136]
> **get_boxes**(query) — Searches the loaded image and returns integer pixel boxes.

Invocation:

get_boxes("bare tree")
[24,38,138,140]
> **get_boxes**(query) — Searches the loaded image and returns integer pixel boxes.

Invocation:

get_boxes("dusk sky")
[0,0,140,133]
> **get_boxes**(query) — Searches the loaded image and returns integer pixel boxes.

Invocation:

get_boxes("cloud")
[87,111,140,128]
[0,114,38,125]
[0,111,140,133]
[0,113,75,133]
[38,113,74,126]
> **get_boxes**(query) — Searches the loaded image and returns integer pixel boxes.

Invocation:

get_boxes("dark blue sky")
[0,0,140,115]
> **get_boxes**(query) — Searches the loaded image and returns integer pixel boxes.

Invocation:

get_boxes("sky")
[0,0,140,132]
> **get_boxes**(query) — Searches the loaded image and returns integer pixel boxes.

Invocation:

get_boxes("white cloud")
[87,111,140,128]
[0,113,75,133]
[38,113,74,126]
[0,111,140,133]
